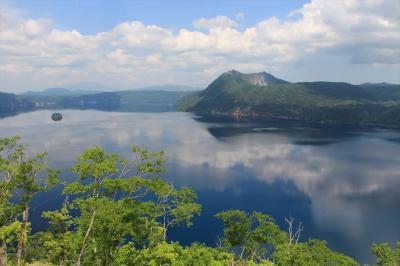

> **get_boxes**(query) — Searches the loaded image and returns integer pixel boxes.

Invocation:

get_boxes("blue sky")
[0,0,399,92]
[8,0,308,34]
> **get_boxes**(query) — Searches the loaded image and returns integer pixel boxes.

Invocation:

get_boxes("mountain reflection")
[0,110,399,264]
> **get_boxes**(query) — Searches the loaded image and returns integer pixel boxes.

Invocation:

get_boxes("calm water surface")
[1,110,399,264]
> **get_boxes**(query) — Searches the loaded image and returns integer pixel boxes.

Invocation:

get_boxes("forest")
[0,136,399,266]
[0,90,194,117]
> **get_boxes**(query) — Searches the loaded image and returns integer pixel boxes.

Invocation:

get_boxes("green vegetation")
[0,90,196,116]
[371,242,400,266]
[117,90,195,112]
[0,93,35,117]
[179,70,400,127]
[0,136,398,265]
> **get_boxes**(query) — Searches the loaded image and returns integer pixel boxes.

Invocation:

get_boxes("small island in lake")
[51,113,63,121]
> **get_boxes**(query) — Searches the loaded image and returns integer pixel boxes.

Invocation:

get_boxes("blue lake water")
[1,109,400,264]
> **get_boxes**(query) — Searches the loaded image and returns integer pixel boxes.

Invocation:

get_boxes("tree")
[0,220,20,265]
[215,210,286,263]
[0,136,23,265]
[57,145,201,265]
[0,136,59,266]
[215,210,358,266]
[114,242,234,266]
[371,242,400,266]
[131,145,166,177]
[35,196,75,265]
[65,146,123,266]
[146,177,201,240]
[273,239,358,266]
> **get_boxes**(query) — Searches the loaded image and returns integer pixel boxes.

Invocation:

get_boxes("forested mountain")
[358,82,400,101]
[0,92,35,116]
[179,70,400,127]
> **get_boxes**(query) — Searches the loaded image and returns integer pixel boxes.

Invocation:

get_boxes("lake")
[1,109,399,264]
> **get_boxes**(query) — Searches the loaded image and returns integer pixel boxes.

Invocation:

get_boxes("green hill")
[0,92,35,116]
[179,70,400,127]
[358,83,400,101]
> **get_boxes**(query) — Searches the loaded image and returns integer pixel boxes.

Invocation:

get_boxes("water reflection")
[0,110,399,264]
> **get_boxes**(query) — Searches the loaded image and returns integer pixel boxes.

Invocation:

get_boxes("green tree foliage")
[28,144,200,265]
[0,136,59,265]
[273,239,358,266]
[0,92,35,116]
[115,242,234,266]
[215,210,358,265]
[215,210,286,262]
[0,135,398,265]
[371,242,400,266]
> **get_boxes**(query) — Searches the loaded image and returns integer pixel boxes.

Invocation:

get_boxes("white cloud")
[111,21,172,48]
[193,15,238,29]
[146,53,162,64]
[23,18,51,36]
[107,49,135,65]
[0,0,399,91]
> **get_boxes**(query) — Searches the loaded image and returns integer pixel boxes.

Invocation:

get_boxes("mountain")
[23,82,114,96]
[22,84,201,97]
[221,69,289,86]
[297,82,373,100]
[61,82,113,92]
[186,70,288,111]
[132,85,202,91]
[23,88,100,97]
[358,82,400,101]
[179,70,400,127]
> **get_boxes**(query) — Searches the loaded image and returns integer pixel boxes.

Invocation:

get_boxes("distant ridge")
[132,85,202,91]
[360,82,394,86]
[22,84,202,97]
[23,88,100,97]
[62,82,113,92]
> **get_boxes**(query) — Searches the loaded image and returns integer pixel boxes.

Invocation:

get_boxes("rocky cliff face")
[225,70,289,86]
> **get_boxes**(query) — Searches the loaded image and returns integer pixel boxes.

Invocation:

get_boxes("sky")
[0,0,399,92]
